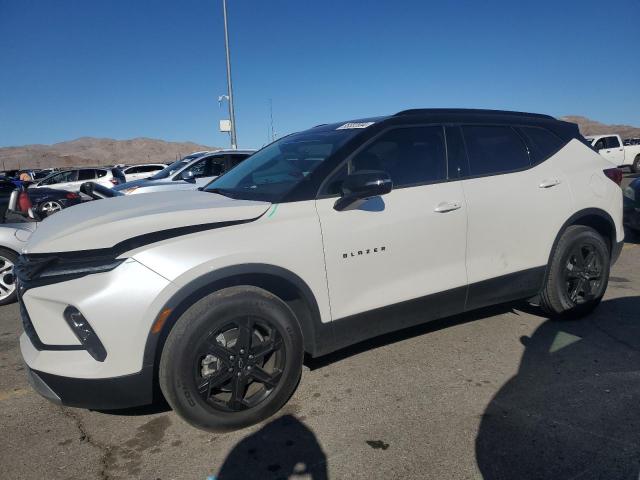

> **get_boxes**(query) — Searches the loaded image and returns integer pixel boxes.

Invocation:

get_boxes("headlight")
[624,186,636,202]
[15,254,125,287]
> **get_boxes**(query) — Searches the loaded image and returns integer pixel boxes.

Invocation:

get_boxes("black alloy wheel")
[563,243,605,305]
[194,317,285,412]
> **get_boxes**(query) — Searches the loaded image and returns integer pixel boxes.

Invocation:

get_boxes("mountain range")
[1,115,639,171]
[0,137,219,171]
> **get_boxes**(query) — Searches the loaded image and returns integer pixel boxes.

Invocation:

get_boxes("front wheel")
[159,286,303,432]
[539,226,610,318]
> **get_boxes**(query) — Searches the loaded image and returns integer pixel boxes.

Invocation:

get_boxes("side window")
[445,126,469,178]
[230,154,248,168]
[594,138,606,151]
[188,157,225,178]
[518,127,565,164]
[349,126,447,188]
[141,165,162,173]
[45,171,77,184]
[462,126,530,176]
[126,166,141,174]
[78,169,96,181]
[96,170,107,178]
[605,136,621,149]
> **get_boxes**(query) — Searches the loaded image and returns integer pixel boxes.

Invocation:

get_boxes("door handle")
[434,201,462,213]
[539,178,561,189]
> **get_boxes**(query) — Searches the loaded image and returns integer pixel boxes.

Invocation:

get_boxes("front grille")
[14,255,58,286]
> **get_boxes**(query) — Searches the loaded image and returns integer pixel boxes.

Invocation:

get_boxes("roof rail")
[393,108,555,120]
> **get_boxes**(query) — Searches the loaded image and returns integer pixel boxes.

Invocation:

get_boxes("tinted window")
[462,126,530,176]
[230,154,249,167]
[78,169,96,181]
[349,126,446,188]
[125,166,142,174]
[518,127,565,164]
[605,136,621,148]
[594,139,606,151]
[140,165,163,173]
[188,157,225,179]
[42,170,77,185]
[445,126,469,178]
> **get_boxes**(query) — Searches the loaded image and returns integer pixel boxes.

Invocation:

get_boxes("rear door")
[315,125,468,322]
[457,124,573,309]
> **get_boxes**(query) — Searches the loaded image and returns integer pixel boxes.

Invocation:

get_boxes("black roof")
[394,108,555,120]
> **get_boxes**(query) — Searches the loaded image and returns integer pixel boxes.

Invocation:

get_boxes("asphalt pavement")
[1,226,639,479]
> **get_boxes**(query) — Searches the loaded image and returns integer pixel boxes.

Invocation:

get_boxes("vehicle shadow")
[215,414,328,480]
[476,296,640,479]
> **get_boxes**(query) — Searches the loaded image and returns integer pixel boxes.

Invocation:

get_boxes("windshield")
[149,155,203,180]
[204,129,358,202]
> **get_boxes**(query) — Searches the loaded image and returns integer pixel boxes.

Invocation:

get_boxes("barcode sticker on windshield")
[336,122,375,130]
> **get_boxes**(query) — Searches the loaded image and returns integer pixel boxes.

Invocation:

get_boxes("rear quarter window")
[462,125,530,176]
[517,127,565,164]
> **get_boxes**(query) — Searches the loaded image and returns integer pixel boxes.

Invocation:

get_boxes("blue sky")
[1,0,638,149]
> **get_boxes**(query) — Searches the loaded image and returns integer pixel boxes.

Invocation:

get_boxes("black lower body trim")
[611,239,624,265]
[26,365,154,410]
[317,267,547,357]
[465,266,546,311]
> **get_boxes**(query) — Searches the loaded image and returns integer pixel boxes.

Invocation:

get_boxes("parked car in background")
[29,167,126,192]
[586,134,640,172]
[623,138,640,146]
[114,149,254,195]
[624,177,640,232]
[27,188,82,217]
[0,170,20,179]
[0,179,37,305]
[120,163,166,182]
[17,109,623,432]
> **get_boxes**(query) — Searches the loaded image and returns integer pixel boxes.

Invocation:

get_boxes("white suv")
[17,109,624,432]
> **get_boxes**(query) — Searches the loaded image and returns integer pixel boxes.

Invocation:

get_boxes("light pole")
[222,0,238,149]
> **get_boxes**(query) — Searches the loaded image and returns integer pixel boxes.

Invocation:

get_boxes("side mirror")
[180,169,196,183]
[334,170,392,211]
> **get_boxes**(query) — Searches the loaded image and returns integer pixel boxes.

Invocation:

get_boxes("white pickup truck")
[585,134,640,172]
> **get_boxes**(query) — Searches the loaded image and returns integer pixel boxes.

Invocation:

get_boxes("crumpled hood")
[25,190,270,254]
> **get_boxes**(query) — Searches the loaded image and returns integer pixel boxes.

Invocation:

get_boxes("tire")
[540,226,610,319]
[38,200,63,217]
[633,156,640,174]
[159,286,304,432]
[0,248,18,306]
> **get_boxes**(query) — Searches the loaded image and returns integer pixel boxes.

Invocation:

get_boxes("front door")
[315,125,468,323]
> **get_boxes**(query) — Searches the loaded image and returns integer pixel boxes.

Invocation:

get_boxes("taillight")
[603,168,623,186]
[66,192,79,199]
[18,191,32,212]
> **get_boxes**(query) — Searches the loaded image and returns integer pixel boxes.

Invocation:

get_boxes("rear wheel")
[540,226,609,318]
[159,286,303,432]
[633,156,640,174]
[0,248,18,306]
